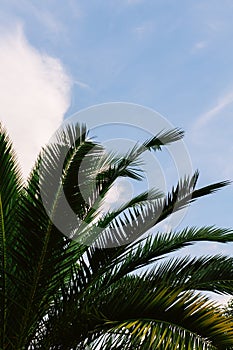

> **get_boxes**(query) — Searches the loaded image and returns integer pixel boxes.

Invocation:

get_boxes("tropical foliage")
[223,298,233,318]
[0,122,233,349]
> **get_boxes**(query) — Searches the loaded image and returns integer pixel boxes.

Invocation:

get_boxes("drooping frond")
[94,278,233,349]
[35,274,233,349]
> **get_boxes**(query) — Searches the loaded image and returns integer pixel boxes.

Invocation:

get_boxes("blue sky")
[0,0,233,302]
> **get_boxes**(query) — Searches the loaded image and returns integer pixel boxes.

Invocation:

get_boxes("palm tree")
[1,121,233,350]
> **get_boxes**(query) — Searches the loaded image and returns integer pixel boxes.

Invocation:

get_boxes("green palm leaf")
[0,123,22,349]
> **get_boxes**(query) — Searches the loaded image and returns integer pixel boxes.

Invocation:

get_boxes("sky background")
[0,0,233,303]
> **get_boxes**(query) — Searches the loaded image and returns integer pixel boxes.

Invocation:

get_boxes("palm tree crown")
[0,122,233,349]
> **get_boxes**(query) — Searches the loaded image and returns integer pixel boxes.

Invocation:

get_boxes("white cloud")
[101,178,134,212]
[0,24,72,179]
[193,90,233,129]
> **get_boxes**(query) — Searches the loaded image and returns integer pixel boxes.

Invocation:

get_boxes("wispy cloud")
[36,10,65,35]
[67,0,83,19]
[193,90,233,129]
[7,0,66,35]
[0,23,72,178]
[133,21,155,39]
[191,40,207,53]
[74,80,91,90]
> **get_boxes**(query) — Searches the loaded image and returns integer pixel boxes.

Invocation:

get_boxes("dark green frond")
[7,124,91,348]
[100,226,233,285]
[37,276,233,349]
[141,254,233,294]
[0,123,22,348]
[92,173,230,247]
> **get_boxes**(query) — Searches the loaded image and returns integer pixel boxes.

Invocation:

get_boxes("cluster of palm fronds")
[0,122,233,349]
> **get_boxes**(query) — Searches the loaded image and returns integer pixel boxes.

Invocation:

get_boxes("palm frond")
[81,127,184,227]
[95,279,233,349]
[140,254,233,294]
[93,226,233,287]
[0,123,22,348]
[91,173,229,247]
[36,275,233,349]
[143,127,184,151]
[7,124,93,347]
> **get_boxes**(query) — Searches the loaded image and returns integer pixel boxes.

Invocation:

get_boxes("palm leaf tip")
[192,180,231,201]
[143,128,184,151]
[0,123,22,180]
